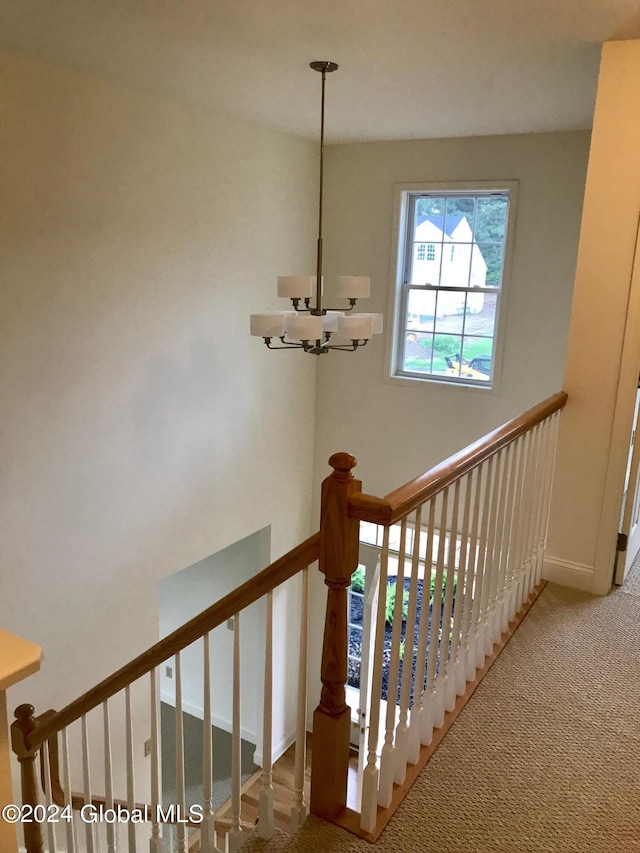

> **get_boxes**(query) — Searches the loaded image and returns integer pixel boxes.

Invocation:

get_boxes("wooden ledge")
[0,630,42,691]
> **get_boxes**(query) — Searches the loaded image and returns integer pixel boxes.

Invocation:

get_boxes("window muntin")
[393,189,513,388]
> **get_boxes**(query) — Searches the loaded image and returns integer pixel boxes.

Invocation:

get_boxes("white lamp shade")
[337,314,374,340]
[358,312,384,334]
[322,311,345,333]
[337,276,370,299]
[285,314,324,341]
[277,276,320,298]
[250,313,286,337]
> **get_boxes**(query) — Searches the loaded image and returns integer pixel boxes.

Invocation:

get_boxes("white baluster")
[356,553,381,812]
[378,518,407,806]
[536,414,561,585]
[202,634,222,853]
[409,501,435,759]
[463,466,482,681]
[175,653,187,853]
[228,613,243,853]
[258,593,274,838]
[81,714,95,853]
[533,418,555,587]
[424,488,449,736]
[505,435,526,623]
[291,568,309,829]
[483,452,503,655]
[360,526,389,833]
[526,423,544,595]
[102,699,116,853]
[41,740,57,852]
[440,480,460,713]
[532,418,551,584]
[473,457,493,668]
[482,450,503,655]
[524,424,542,598]
[149,670,163,853]
[451,471,472,696]
[61,728,77,853]
[124,684,137,853]
[517,428,537,608]
[489,445,511,647]
[397,507,422,772]
[496,443,518,635]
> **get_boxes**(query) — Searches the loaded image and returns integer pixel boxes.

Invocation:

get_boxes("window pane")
[462,290,498,337]
[477,243,504,287]
[411,242,441,284]
[403,331,433,373]
[407,289,436,331]
[460,336,494,381]
[445,196,476,239]
[432,334,463,377]
[414,196,446,227]
[474,196,508,243]
[434,302,465,335]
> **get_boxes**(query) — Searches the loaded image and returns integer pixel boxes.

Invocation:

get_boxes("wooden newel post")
[310,452,361,821]
[11,704,44,853]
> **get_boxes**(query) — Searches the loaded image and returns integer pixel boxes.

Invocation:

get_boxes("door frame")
[593,215,640,591]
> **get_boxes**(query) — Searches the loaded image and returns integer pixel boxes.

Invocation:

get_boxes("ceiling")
[1,0,639,143]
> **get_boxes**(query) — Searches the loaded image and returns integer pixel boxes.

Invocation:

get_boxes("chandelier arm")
[288,300,358,313]
[324,339,369,351]
[264,338,305,350]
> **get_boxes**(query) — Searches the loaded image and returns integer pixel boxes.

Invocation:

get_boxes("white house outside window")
[389,183,518,389]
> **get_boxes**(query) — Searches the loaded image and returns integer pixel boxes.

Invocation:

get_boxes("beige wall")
[547,40,640,594]
[1,51,319,724]
[313,131,590,499]
[303,130,590,717]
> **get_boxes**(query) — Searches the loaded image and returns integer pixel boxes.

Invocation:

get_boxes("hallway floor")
[243,566,640,852]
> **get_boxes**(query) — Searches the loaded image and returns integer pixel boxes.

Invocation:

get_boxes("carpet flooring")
[160,703,257,850]
[242,566,640,852]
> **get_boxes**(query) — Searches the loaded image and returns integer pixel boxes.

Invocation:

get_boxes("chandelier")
[250,61,382,355]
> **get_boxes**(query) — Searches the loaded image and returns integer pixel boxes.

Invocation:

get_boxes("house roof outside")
[417,215,465,238]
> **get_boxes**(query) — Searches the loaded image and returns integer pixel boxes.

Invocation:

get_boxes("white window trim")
[383,180,519,395]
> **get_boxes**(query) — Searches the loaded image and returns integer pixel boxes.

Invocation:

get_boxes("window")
[389,183,517,389]
[347,567,365,689]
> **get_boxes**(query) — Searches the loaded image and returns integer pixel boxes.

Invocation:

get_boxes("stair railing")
[11,391,567,851]
[11,532,320,853]
[346,391,567,836]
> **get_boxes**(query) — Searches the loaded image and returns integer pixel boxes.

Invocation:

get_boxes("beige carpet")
[242,570,640,852]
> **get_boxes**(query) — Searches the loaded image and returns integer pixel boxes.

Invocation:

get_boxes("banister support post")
[11,705,44,853]
[310,452,361,822]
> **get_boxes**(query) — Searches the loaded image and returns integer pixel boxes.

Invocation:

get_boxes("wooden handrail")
[348,391,568,526]
[27,532,320,750]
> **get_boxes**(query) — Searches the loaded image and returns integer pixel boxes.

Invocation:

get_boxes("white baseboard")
[542,555,594,592]
[160,691,257,744]
[258,727,298,770]
[160,691,298,770]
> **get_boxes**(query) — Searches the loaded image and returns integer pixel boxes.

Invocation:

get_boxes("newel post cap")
[11,704,37,759]
[328,452,358,479]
